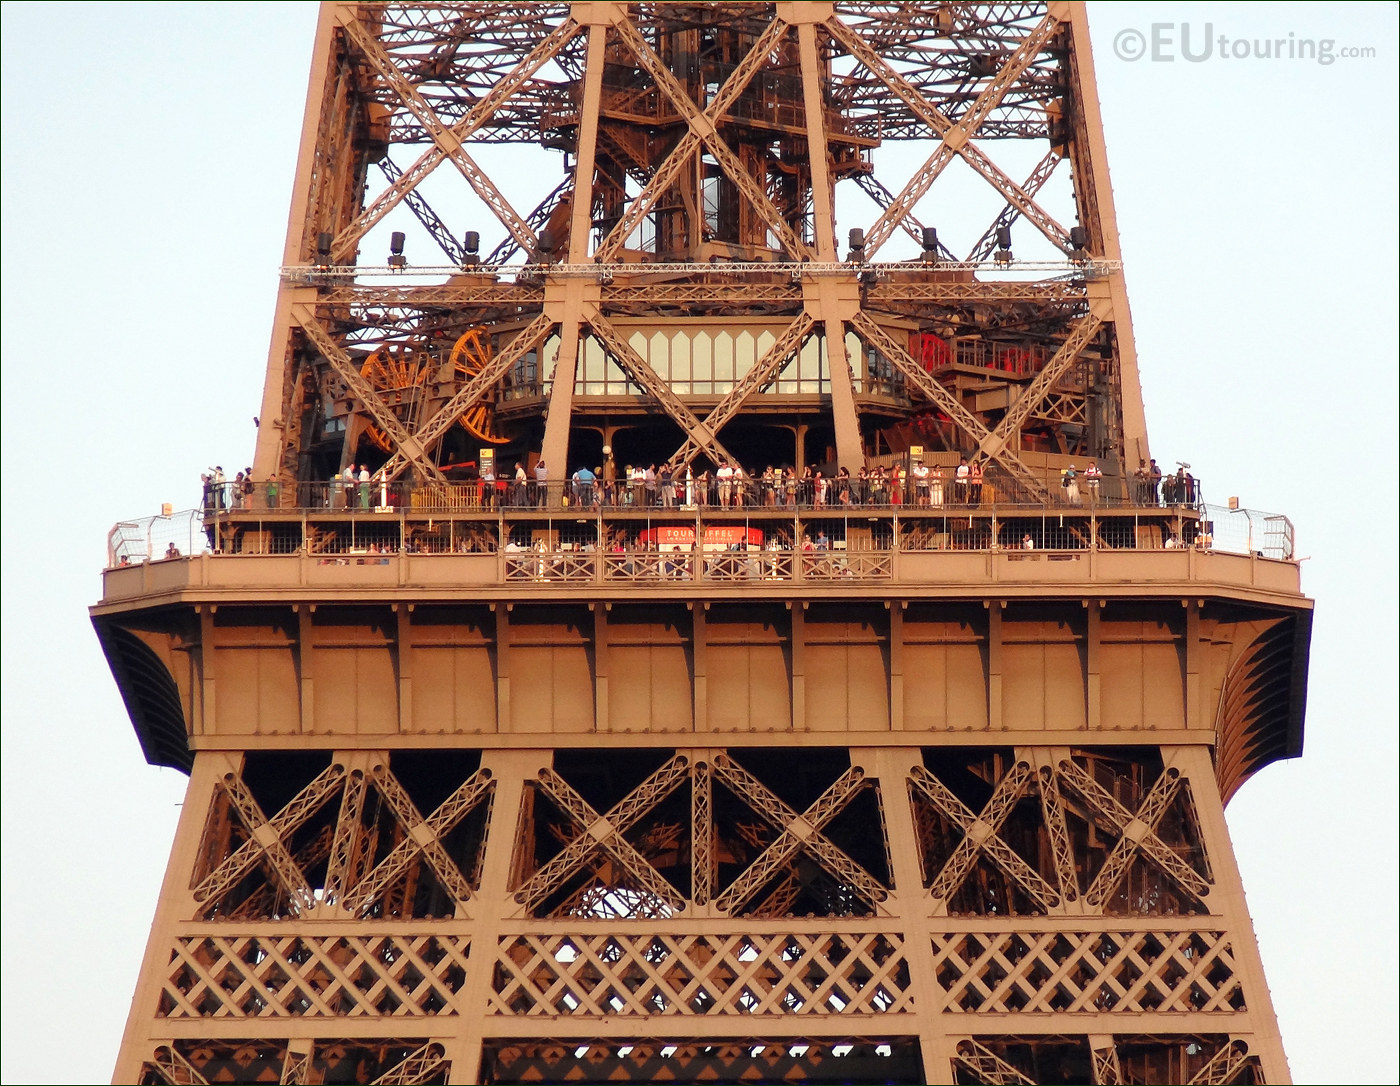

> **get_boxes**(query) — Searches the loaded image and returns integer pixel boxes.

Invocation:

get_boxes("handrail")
[107,500,1293,569]
[197,474,1204,517]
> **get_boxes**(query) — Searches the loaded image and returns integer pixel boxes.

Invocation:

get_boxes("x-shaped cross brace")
[338,17,540,259]
[667,312,815,469]
[329,12,582,262]
[192,763,346,915]
[596,17,805,261]
[909,761,1061,912]
[828,13,1071,258]
[1056,759,1211,909]
[587,312,738,469]
[377,312,554,481]
[711,753,886,915]
[852,311,1104,500]
[338,764,495,917]
[512,756,690,916]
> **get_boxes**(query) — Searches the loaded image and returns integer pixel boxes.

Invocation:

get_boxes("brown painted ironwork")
[96,4,1311,1083]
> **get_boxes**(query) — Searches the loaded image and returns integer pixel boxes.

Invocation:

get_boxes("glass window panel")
[670,330,691,394]
[776,336,801,394]
[692,331,712,394]
[648,330,669,381]
[801,333,824,393]
[577,335,604,395]
[714,331,734,389]
[734,331,755,383]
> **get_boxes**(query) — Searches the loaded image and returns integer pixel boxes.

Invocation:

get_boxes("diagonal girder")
[596,17,802,260]
[372,1043,449,1086]
[150,1046,209,1086]
[966,149,1063,262]
[292,304,444,481]
[1034,762,1080,903]
[979,310,1106,459]
[826,14,1071,257]
[910,762,1060,911]
[1188,1040,1253,1086]
[588,312,737,468]
[331,13,582,261]
[710,754,886,916]
[517,760,689,915]
[281,1046,312,1086]
[377,158,465,265]
[380,312,555,481]
[340,18,539,258]
[1090,1039,1124,1086]
[1083,768,1193,908]
[853,172,958,259]
[340,765,494,916]
[192,764,345,914]
[849,311,1048,500]
[669,312,815,468]
[322,766,368,907]
[954,1040,1035,1086]
[485,178,573,265]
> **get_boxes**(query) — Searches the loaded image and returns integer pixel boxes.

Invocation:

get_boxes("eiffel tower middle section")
[94,4,1313,1083]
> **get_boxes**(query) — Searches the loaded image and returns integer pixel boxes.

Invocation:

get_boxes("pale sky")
[1,3,1395,1082]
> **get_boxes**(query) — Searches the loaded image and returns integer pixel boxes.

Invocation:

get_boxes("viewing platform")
[100,492,1301,610]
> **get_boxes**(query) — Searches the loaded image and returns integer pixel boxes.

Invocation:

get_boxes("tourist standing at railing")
[1134,459,1149,504]
[913,460,929,507]
[1149,459,1162,505]
[1085,460,1101,506]
[481,462,495,509]
[572,464,595,507]
[659,463,674,508]
[512,462,527,507]
[836,467,852,505]
[930,465,945,507]
[1061,464,1080,506]
[534,459,549,507]
[867,466,883,505]
[969,460,984,505]
[955,457,970,504]
[357,465,371,508]
[716,461,733,507]
[602,452,617,507]
[212,466,227,510]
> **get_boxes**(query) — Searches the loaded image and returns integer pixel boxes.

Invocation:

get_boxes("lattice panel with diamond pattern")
[158,933,471,1018]
[931,929,1245,1015]
[489,931,913,1017]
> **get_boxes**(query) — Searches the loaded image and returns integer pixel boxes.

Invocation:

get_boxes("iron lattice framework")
[94,4,1311,1083]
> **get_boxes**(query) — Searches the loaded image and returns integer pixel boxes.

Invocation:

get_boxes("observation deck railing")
[202,474,1203,518]
[107,498,1294,581]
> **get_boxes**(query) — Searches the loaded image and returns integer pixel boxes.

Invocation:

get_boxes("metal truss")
[105,5,1300,1084]
[256,1,1147,491]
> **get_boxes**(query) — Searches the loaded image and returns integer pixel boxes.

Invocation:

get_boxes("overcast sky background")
[2,3,1396,1082]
